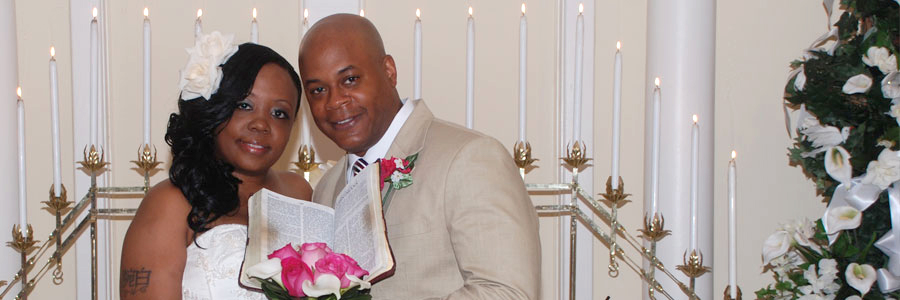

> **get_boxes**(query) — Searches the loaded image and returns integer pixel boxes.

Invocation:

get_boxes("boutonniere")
[379,153,418,203]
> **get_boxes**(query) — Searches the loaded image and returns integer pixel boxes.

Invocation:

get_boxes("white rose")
[862,148,900,190]
[178,31,238,101]
[882,72,900,99]
[843,74,873,94]
[762,230,792,265]
[862,46,898,75]
[179,56,214,100]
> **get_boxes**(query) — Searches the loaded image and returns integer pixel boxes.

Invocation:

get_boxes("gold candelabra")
[1,144,150,300]
[527,140,712,299]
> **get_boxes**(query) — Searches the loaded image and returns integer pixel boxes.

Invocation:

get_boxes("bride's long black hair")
[166,43,302,241]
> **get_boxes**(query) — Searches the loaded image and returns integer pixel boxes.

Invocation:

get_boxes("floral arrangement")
[246,243,372,300]
[757,0,900,299]
[178,31,238,100]
[379,154,418,201]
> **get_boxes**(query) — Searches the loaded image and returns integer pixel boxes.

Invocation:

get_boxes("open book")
[239,161,394,289]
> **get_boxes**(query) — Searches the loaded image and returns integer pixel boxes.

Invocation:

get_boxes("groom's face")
[299,35,400,156]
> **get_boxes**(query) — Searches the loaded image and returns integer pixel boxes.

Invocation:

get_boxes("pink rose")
[268,243,300,261]
[280,257,314,297]
[299,242,332,267]
[338,253,369,279]
[315,253,369,288]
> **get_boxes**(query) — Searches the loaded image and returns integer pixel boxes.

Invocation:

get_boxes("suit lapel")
[382,100,434,211]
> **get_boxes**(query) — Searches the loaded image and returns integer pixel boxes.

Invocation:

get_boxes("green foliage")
[759,0,900,298]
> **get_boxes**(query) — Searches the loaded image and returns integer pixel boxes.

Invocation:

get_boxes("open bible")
[239,161,394,289]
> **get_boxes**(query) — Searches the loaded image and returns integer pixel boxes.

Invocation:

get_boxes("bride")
[120,32,311,299]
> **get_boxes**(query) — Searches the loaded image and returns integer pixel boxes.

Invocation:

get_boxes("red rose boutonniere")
[379,153,418,203]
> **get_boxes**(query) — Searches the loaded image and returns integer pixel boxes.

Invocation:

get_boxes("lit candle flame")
[521,3,526,15]
[16,86,22,99]
[578,3,583,14]
[731,150,737,159]
[468,6,473,16]
[655,77,660,87]
[303,8,309,20]
[416,8,421,19]
[360,9,365,17]
[143,7,149,18]
[197,9,203,19]
[50,46,56,58]
[252,8,257,19]
[92,7,98,18]
[616,41,621,50]
[692,114,698,124]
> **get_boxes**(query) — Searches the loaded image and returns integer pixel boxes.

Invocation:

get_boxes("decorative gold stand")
[513,140,538,178]
[2,144,148,300]
[294,144,319,182]
[529,140,711,299]
[723,285,742,300]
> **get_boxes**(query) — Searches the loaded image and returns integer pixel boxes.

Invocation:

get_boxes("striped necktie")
[351,158,368,176]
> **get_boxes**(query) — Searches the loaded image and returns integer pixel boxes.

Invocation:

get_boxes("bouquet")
[245,242,372,300]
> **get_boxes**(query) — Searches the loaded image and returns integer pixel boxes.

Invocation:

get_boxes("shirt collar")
[346,98,414,180]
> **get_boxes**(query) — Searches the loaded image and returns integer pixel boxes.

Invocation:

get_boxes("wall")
[10,0,831,298]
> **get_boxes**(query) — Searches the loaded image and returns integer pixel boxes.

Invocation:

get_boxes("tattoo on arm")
[121,267,152,296]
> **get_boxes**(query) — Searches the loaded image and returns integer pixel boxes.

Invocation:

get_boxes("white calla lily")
[825,205,862,234]
[846,296,862,300]
[883,72,900,99]
[302,274,342,299]
[794,66,807,92]
[346,274,372,290]
[245,257,283,286]
[843,74,873,94]
[762,230,792,265]
[846,263,877,296]
[825,146,853,184]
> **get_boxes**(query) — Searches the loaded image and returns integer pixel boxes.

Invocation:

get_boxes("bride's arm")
[120,180,191,300]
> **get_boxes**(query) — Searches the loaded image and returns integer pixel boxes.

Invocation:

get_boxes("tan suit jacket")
[313,100,540,299]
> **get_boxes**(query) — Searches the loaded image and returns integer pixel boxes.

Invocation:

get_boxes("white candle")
[302,9,309,38]
[301,104,311,146]
[518,4,527,142]
[414,8,422,100]
[50,48,61,197]
[573,3,584,142]
[690,115,699,251]
[143,8,151,146]
[90,8,98,146]
[466,6,474,129]
[16,87,27,232]
[728,150,737,298]
[359,9,365,17]
[251,8,259,44]
[611,42,622,189]
[650,78,661,214]
[195,9,203,38]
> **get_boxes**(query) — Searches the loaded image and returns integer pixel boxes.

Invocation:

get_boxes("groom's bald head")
[297,14,401,156]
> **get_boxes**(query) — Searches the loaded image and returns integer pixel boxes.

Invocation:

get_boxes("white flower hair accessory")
[178,31,239,100]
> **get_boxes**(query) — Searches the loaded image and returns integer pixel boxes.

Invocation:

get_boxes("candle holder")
[723,285,742,300]
[512,140,538,178]
[7,224,38,300]
[130,144,161,192]
[43,184,70,284]
[294,144,319,181]
[600,176,630,277]
[637,212,670,299]
[78,145,108,175]
[676,249,711,299]
[561,140,591,171]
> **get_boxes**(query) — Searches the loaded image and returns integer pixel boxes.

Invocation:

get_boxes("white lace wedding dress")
[182,224,266,300]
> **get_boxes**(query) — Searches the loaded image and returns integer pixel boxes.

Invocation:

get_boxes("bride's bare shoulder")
[273,171,312,201]
[126,180,191,242]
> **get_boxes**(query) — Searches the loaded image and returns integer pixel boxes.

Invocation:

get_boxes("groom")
[299,14,541,299]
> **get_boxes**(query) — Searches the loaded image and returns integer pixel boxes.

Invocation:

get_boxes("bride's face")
[216,63,299,177]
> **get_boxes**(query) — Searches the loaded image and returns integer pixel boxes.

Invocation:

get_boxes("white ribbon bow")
[874,184,900,292]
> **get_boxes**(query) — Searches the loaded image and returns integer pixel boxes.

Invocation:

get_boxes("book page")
[263,192,335,250]
[333,162,393,280]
